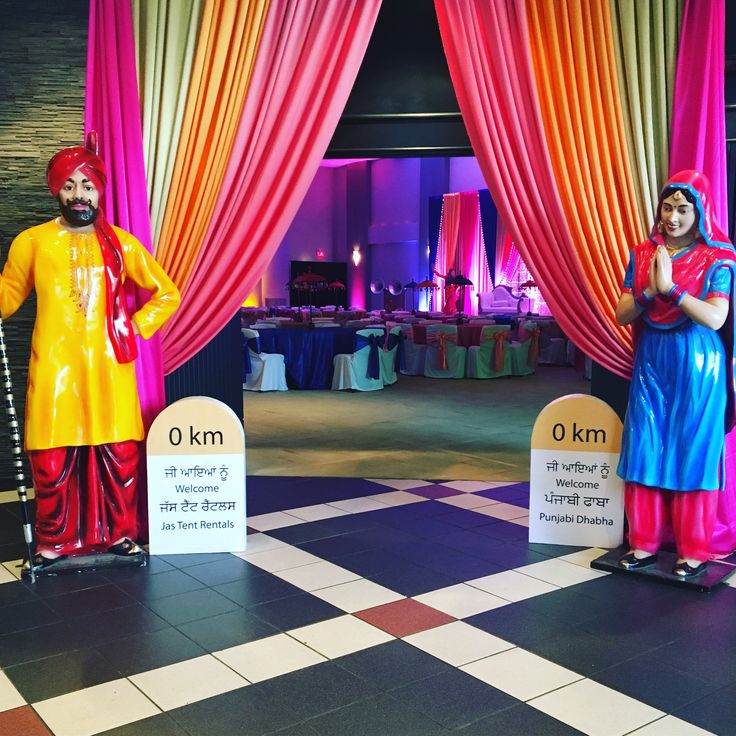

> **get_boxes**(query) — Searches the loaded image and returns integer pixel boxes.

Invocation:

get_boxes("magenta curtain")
[85,0,166,428]
[435,0,632,377]
[669,0,735,557]
[669,0,727,226]
[160,0,381,373]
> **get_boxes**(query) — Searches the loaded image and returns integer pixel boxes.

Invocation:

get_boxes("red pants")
[29,441,140,556]
[625,482,719,561]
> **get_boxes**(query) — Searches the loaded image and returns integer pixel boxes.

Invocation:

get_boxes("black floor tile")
[97,713,190,736]
[177,608,278,651]
[390,668,519,729]
[254,661,378,724]
[431,507,503,530]
[156,552,235,569]
[182,556,265,586]
[66,602,170,646]
[297,533,381,560]
[0,599,60,634]
[95,627,206,676]
[115,568,206,602]
[5,647,122,702]
[368,562,459,597]
[333,640,450,691]
[170,683,298,736]
[248,592,343,631]
[672,681,736,735]
[0,621,79,667]
[307,693,451,736]
[43,583,136,618]
[334,548,407,577]
[213,572,304,608]
[0,580,40,608]
[456,702,586,735]
[145,587,242,625]
[472,520,529,543]
[264,522,342,546]
[591,654,716,713]
[467,604,571,649]
[18,569,113,598]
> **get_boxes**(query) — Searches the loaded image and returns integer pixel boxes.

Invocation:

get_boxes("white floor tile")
[214,633,327,683]
[233,533,288,556]
[515,558,608,587]
[461,648,582,701]
[529,678,665,736]
[274,560,361,591]
[244,546,323,573]
[627,715,718,735]
[280,504,349,522]
[288,614,393,658]
[557,547,607,567]
[365,479,434,490]
[247,511,305,532]
[466,570,560,602]
[437,494,500,510]
[326,497,392,514]
[440,480,509,493]
[0,565,17,585]
[414,583,510,618]
[129,654,248,711]
[1,561,22,581]
[33,679,160,736]
[310,578,405,612]
[472,502,529,521]
[366,491,426,506]
[405,621,515,666]
[0,670,25,712]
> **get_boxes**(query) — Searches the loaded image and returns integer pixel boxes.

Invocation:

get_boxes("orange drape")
[155,0,269,289]
[526,0,646,350]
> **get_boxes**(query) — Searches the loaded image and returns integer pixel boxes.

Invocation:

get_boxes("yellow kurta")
[0,219,180,449]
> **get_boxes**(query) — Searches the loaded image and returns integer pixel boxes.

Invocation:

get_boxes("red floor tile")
[0,706,52,736]
[354,598,455,637]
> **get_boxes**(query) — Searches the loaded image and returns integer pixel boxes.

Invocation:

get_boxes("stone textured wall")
[0,1,88,488]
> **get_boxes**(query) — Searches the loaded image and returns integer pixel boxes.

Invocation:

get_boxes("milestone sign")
[529,394,624,548]
[147,397,246,554]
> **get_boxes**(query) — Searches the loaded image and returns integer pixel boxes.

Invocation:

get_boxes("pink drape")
[435,0,632,377]
[85,0,166,428]
[669,0,727,226]
[669,0,735,557]
[160,0,381,373]
[439,192,487,314]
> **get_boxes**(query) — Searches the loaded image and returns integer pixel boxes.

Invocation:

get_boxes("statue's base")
[591,546,736,593]
[22,551,147,579]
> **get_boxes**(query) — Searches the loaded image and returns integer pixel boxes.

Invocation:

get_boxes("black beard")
[59,198,99,227]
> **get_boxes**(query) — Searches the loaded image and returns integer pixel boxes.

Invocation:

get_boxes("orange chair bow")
[427,331,457,370]
[492,330,510,372]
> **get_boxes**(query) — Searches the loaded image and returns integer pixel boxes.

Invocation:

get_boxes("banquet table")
[255,326,383,389]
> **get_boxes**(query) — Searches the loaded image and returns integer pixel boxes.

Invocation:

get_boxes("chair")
[423,324,467,379]
[380,326,404,386]
[252,322,276,329]
[400,324,427,376]
[242,328,288,391]
[508,320,539,376]
[466,325,513,378]
[331,328,385,391]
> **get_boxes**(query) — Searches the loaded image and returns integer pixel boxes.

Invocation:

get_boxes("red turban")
[47,145,107,198]
[46,135,138,364]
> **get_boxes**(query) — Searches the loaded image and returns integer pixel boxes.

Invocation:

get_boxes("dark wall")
[0,0,88,488]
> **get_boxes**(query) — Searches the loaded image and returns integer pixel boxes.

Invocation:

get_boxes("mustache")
[66,198,94,207]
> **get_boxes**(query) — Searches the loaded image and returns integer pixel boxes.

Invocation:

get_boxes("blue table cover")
[255,327,378,389]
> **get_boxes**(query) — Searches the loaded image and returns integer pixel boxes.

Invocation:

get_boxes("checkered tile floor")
[1,477,735,735]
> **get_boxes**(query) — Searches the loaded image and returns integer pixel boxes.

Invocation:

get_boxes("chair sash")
[355,333,383,379]
[525,327,540,366]
[386,331,406,371]
[491,330,510,372]
[243,336,260,375]
[427,330,458,370]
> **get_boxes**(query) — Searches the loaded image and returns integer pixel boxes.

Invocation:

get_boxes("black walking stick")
[0,317,36,582]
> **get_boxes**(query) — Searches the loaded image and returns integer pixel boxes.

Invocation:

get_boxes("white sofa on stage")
[477,285,527,316]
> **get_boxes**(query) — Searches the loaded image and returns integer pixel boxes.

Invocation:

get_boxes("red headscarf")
[46,133,138,364]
